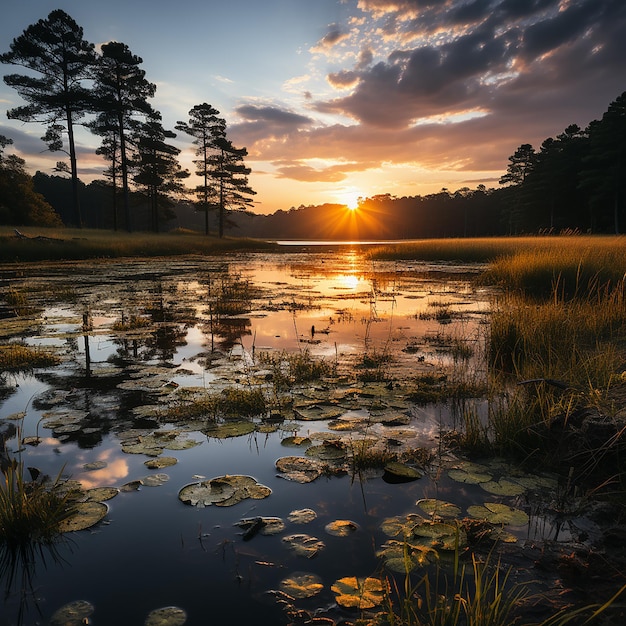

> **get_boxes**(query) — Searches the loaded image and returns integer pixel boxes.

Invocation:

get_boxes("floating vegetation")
[282,533,325,558]
[84,487,119,502]
[0,343,60,372]
[49,600,95,626]
[144,457,178,469]
[467,502,529,526]
[480,478,526,496]
[178,475,271,508]
[236,516,286,538]
[377,540,437,573]
[83,461,107,471]
[288,508,317,524]
[331,576,386,609]
[203,420,256,439]
[417,498,461,519]
[324,519,358,536]
[383,461,422,482]
[448,461,492,484]
[59,501,108,533]
[141,473,170,487]
[275,456,324,483]
[279,571,324,599]
[144,606,188,626]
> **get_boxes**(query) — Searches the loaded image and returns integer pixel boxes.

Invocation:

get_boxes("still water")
[0,250,516,625]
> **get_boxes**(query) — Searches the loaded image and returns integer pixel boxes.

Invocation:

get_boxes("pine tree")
[1,10,97,227]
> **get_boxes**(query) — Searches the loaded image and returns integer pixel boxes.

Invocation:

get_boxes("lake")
[0,249,566,625]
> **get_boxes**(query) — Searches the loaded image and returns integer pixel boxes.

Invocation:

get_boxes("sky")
[1,0,625,215]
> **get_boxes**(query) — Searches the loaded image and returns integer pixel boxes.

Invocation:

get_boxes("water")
[0,250,539,626]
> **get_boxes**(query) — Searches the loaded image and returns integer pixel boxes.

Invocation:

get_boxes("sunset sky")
[1,0,625,214]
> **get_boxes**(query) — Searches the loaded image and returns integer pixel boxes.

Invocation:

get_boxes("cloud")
[310,24,351,53]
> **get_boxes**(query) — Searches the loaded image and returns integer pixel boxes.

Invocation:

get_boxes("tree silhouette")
[1,10,97,227]
[175,103,226,235]
[134,112,189,232]
[91,41,155,232]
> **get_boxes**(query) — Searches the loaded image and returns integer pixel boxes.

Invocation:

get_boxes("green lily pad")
[50,600,95,625]
[381,513,424,538]
[410,521,467,551]
[293,405,343,421]
[480,479,527,496]
[467,503,529,526]
[144,456,178,469]
[276,456,324,483]
[325,519,359,536]
[279,572,324,599]
[448,461,492,484]
[331,576,386,609]
[144,606,187,626]
[178,478,236,507]
[203,421,256,439]
[59,501,108,532]
[85,487,119,502]
[178,475,271,508]
[417,498,461,519]
[282,533,325,558]
[384,461,422,481]
[288,508,317,524]
[305,441,347,461]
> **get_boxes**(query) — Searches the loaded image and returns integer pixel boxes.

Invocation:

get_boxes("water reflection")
[0,251,497,625]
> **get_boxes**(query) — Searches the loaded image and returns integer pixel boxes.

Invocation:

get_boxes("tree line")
[0,9,254,235]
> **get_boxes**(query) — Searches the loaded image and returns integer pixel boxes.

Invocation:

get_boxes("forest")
[0,9,625,239]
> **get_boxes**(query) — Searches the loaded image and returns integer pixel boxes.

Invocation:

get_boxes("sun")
[338,189,362,211]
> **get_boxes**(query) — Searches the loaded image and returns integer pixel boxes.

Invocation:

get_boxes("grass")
[258,348,336,390]
[0,460,75,546]
[0,226,277,262]
[0,344,61,372]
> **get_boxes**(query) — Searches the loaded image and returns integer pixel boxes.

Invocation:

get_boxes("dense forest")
[0,9,625,239]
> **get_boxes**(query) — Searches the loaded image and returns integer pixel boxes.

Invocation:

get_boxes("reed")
[0,344,61,372]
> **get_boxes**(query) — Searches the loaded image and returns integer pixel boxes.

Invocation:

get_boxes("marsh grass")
[0,460,75,546]
[258,348,336,390]
[0,227,276,262]
[163,387,267,421]
[0,344,61,372]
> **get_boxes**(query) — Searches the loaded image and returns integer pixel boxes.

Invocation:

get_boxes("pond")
[0,249,570,625]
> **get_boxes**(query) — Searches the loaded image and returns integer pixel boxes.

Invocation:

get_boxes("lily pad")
[410,521,466,551]
[383,461,422,482]
[377,540,438,573]
[288,508,317,524]
[59,501,108,532]
[305,442,347,462]
[276,456,324,483]
[144,456,178,469]
[282,533,325,558]
[467,502,529,526]
[85,487,119,502]
[279,572,324,599]
[331,576,386,609]
[237,516,286,536]
[178,475,271,508]
[203,421,256,439]
[281,436,312,447]
[381,513,424,538]
[325,519,359,536]
[448,461,492,484]
[417,498,461,519]
[50,600,95,625]
[480,478,526,496]
[82,461,107,471]
[144,606,187,626]
[141,473,170,487]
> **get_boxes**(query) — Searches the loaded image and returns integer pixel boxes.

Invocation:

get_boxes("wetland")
[0,245,625,626]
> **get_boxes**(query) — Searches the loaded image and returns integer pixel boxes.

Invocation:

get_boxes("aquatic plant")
[0,344,60,372]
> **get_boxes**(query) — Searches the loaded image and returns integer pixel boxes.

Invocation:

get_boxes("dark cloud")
[235,105,313,127]
[327,70,359,88]
[314,0,625,131]
[312,24,350,51]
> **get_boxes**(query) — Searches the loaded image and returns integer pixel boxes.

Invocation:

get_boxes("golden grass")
[0,226,277,262]
[0,344,61,372]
